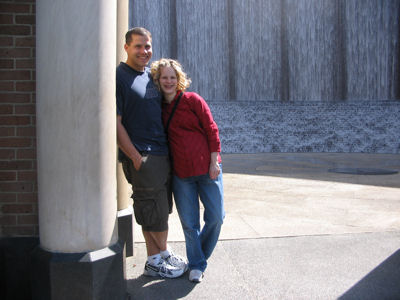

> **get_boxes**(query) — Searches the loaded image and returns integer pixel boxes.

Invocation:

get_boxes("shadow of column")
[339,249,400,299]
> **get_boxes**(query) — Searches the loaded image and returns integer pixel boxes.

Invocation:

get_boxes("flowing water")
[129,0,399,102]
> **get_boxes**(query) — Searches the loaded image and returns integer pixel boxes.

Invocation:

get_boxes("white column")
[117,0,128,67]
[36,0,117,253]
[116,0,130,212]
[115,0,135,258]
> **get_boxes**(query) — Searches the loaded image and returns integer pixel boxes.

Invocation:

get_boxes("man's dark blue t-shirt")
[116,62,168,159]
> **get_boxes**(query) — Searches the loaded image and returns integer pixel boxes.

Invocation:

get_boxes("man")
[116,27,186,278]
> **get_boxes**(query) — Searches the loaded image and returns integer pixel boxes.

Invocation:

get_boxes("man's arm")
[117,115,143,170]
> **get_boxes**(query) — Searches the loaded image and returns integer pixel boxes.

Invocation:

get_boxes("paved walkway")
[126,153,400,300]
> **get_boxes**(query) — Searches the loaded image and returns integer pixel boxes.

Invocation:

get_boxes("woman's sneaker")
[143,259,185,278]
[164,251,188,272]
[189,269,204,283]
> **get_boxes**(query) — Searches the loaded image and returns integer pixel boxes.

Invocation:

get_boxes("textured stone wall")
[209,101,400,154]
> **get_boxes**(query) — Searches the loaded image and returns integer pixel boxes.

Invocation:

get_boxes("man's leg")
[142,228,186,278]
[128,155,186,277]
[142,229,168,256]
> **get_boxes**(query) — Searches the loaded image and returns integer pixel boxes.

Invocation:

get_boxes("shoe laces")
[166,252,186,266]
[158,259,181,277]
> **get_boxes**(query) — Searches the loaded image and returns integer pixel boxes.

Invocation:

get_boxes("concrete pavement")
[126,153,400,300]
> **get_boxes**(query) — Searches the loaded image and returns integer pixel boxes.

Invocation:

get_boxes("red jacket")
[162,91,221,178]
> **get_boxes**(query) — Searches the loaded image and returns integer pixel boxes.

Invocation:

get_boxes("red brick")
[15,36,34,47]
[17,170,36,181]
[0,48,31,58]
[16,58,34,69]
[0,70,30,80]
[0,160,32,170]
[15,104,34,114]
[16,148,35,159]
[0,127,15,136]
[0,192,16,202]
[33,225,39,236]
[16,126,35,136]
[0,14,13,24]
[0,215,17,225]
[15,15,35,25]
[32,202,37,213]
[0,182,33,193]
[0,171,16,181]
[0,3,30,14]
[0,93,30,103]
[0,36,13,47]
[1,203,32,213]
[0,59,14,69]
[17,214,37,225]
[0,25,31,35]
[16,81,35,92]
[0,137,31,147]
[0,104,13,114]
[0,0,37,243]
[17,192,37,203]
[2,225,35,236]
[0,115,31,125]
[0,149,15,159]
[0,81,14,91]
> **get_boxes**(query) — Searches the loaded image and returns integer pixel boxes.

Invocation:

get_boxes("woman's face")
[159,66,178,97]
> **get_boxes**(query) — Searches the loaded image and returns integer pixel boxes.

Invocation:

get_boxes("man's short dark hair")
[125,27,152,45]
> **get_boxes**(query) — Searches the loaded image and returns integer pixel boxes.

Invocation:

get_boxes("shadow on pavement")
[339,249,400,299]
[221,153,400,188]
[126,274,195,300]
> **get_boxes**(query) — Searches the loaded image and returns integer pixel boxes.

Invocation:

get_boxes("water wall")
[129,0,400,153]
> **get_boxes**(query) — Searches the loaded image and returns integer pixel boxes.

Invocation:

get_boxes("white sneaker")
[164,251,188,272]
[143,259,185,278]
[189,269,204,283]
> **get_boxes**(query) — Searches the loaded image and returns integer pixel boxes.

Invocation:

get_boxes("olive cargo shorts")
[122,154,171,232]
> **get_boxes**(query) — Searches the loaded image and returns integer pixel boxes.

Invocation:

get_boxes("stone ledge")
[208,100,400,154]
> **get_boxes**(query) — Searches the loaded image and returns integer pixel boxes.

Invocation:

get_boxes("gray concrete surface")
[126,153,400,300]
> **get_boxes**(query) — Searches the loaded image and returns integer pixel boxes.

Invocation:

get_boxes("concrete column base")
[30,241,126,300]
[118,205,135,257]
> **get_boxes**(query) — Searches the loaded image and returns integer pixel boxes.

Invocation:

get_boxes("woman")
[151,59,225,283]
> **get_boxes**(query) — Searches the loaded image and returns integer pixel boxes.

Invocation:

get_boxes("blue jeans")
[173,166,225,272]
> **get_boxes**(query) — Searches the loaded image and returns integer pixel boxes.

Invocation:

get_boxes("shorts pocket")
[133,188,159,226]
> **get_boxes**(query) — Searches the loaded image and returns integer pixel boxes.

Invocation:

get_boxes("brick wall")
[0,0,38,237]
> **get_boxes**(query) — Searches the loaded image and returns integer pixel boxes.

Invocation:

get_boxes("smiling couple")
[116,27,225,283]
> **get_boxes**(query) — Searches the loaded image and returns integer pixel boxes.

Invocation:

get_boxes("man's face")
[124,34,152,71]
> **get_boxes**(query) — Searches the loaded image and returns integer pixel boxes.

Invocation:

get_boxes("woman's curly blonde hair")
[150,58,191,92]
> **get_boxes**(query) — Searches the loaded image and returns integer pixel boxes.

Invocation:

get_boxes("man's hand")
[133,155,143,171]
[117,115,143,170]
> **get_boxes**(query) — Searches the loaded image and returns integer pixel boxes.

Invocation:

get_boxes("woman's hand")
[209,152,220,179]
[209,162,220,179]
